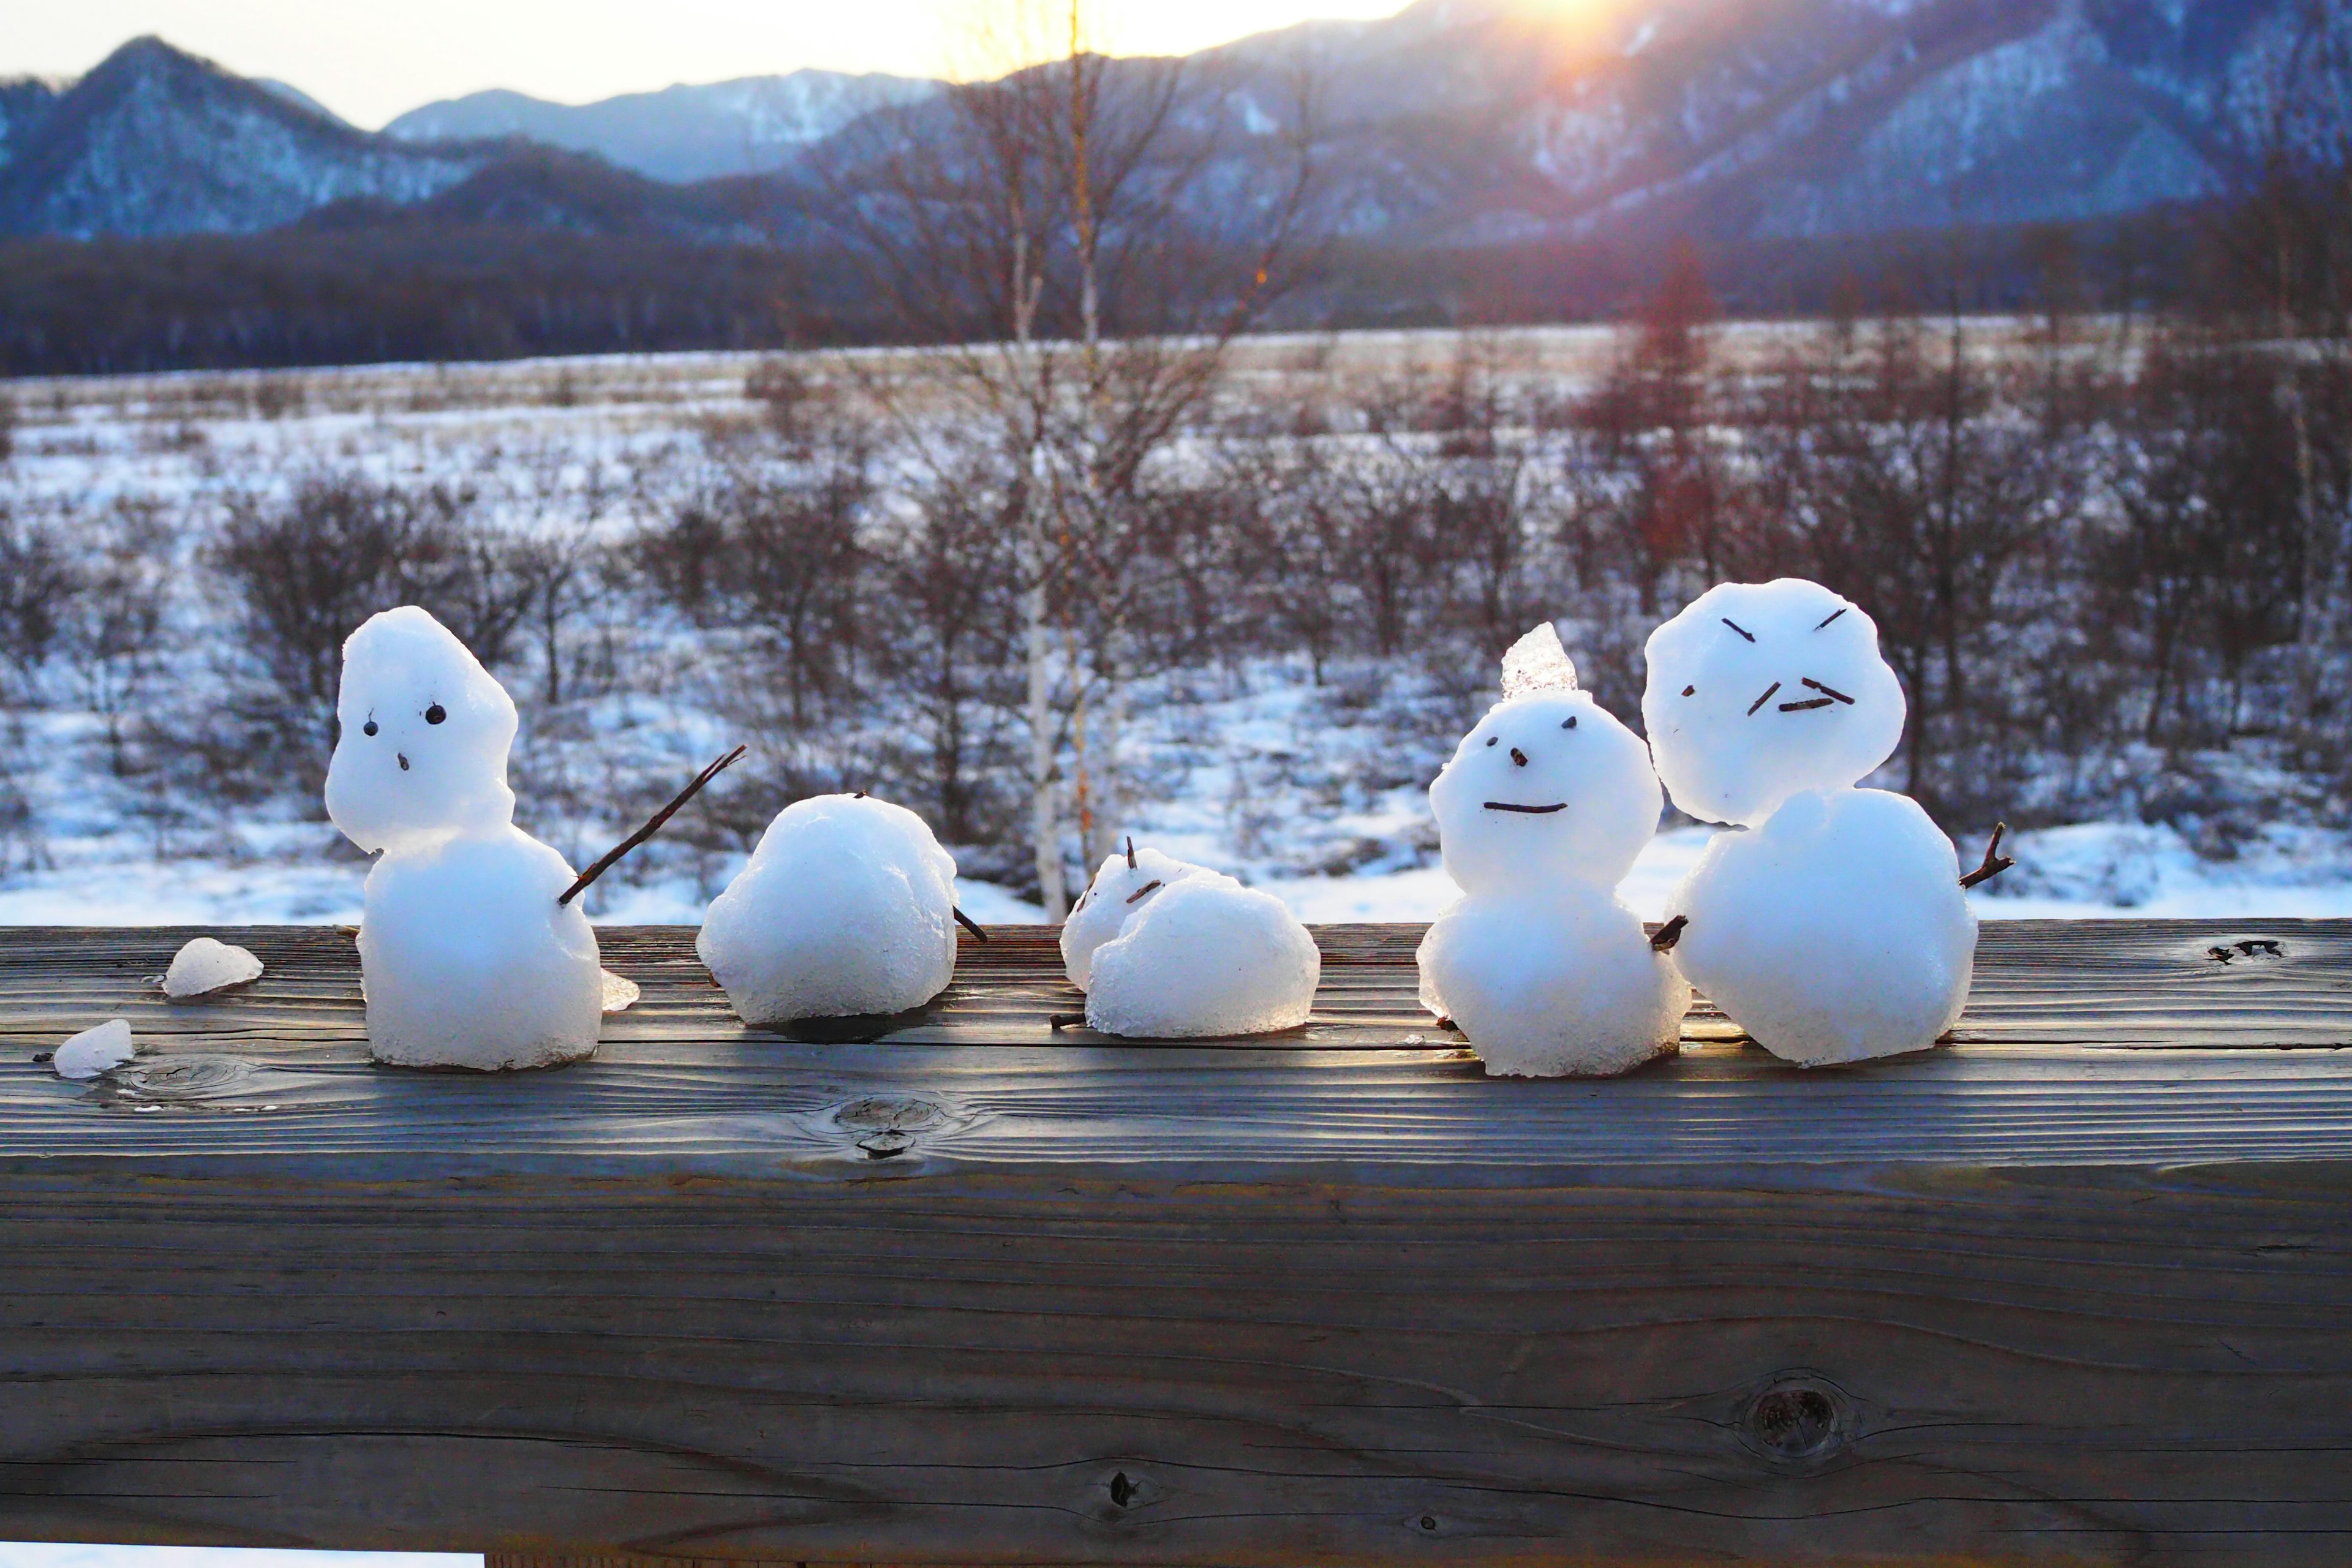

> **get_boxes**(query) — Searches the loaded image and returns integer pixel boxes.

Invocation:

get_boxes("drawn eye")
[424,704,447,725]
[1681,685,1695,696]
[362,720,378,737]
[1561,716,1577,729]
[1485,736,1498,747]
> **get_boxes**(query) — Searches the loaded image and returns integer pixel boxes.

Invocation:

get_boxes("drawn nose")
[398,753,410,772]
[1510,747,1528,767]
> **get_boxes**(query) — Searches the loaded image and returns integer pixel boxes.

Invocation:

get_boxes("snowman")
[1417,624,1689,1077]
[698,792,970,1025]
[1060,841,1319,1038]
[1641,578,1978,1066]
[326,606,603,1071]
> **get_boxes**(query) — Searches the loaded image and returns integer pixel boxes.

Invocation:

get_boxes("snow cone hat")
[325,606,518,855]
[1428,625,1662,898]
[1640,579,1906,829]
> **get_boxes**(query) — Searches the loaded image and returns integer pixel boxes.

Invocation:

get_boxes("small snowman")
[1060,840,1319,1039]
[698,793,974,1025]
[1417,624,1689,1077]
[326,606,603,1071]
[1642,578,1985,1066]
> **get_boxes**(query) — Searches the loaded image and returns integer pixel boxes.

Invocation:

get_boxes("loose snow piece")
[1640,579,1906,829]
[55,1019,135,1080]
[698,793,960,1025]
[1417,640,1687,1077]
[1500,620,1580,698]
[1642,579,1975,1066]
[328,606,603,1071]
[1085,879,1321,1038]
[600,970,641,1014]
[1060,842,1237,991]
[161,937,263,999]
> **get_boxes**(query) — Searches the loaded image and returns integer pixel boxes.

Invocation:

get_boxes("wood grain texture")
[0,920,2344,1565]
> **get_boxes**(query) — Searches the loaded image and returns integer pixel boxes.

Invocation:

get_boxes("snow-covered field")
[1,331,2346,927]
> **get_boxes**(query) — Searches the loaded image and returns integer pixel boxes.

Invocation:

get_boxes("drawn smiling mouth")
[1483,801,1567,814]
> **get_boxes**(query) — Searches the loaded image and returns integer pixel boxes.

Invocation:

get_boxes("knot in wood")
[833,1096,946,1159]
[105,1055,253,1103]
[1738,1374,1850,1468]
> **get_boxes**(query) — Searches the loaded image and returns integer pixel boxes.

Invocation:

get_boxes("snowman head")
[1430,625,1662,896]
[324,606,518,855]
[1640,578,1905,828]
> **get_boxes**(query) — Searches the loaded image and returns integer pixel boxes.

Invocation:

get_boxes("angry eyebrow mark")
[1801,677,1855,704]
[1746,681,1782,716]
[1815,607,1847,629]
[1721,617,1755,642]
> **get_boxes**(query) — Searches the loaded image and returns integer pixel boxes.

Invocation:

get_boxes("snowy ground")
[2,336,2347,928]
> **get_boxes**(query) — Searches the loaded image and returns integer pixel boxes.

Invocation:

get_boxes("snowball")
[1641,579,1907,828]
[1500,621,1578,698]
[1060,844,1236,991]
[162,937,263,998]
[359,825,604,1070]
[1668,788,1975,1066]
[698,793,960,1025]
[1419,886,1687,1077]
[55,1019,135,1080]
[1428,687,1662,897]
[1085,879,1321,1038]
[325,606,519,856]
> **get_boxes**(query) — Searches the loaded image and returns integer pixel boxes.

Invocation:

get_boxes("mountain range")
[0,0,2313,249]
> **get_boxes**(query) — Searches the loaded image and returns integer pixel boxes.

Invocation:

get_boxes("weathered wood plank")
[0,920,2344,1564]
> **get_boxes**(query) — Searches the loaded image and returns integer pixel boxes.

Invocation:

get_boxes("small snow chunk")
[698,793,959,1024]
[55,1019,135,1080]
[162,938,264,999]
[1085,879,1321,1038]
[1060,843,1237,991]
[1499,621,1578,698]
[600,969,641,1014]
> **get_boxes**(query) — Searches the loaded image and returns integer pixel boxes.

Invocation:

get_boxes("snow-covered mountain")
[384,71,941,182]
[0,37,484,238]
[0,1,2316,246]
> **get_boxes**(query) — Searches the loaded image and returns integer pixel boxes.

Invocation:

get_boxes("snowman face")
[1430,688,1662,896]
[324,606,518,854]
[1640,578,1906,828]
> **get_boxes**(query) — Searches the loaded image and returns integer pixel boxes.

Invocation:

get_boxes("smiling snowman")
[1642,578,1975,1066]
[1417,624,1689,1077]
[326,605,603,1071]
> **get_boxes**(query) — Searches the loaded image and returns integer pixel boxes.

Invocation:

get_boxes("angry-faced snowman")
[1642,579,1980,1066]
[1417,625,1689,1077]
[326,606,604,1071]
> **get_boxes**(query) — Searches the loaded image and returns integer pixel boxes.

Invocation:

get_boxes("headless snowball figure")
[1063,843,1319,1038]
[1643,579,1975,1066]
[326,606,603,1071]
[1418,625,1689,1077]
[698,794,960,1024]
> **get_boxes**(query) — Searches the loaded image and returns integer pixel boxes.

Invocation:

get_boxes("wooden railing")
[0,919,2347,1566]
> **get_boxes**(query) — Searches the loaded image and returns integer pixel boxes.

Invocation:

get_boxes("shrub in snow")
[327,606,603,1071]
[1417,624,1688,1077]
[698,793,960,1024]
[1643,579,1975,1066]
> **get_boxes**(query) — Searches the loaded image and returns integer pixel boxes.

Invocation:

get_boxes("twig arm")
[558,745,747,907]
[1959,823,2016,891]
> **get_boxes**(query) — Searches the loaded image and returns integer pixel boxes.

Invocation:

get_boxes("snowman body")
[1643,579,1976,1066]
[327,606,603,1071]
[698,793,960,1024]
[1418,627,1688,1077]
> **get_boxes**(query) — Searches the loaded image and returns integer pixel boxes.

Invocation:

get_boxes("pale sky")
[2,0,1412,129]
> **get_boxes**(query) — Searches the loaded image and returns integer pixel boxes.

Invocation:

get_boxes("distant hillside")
[384,71,940,182]
[0,37,484,238]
